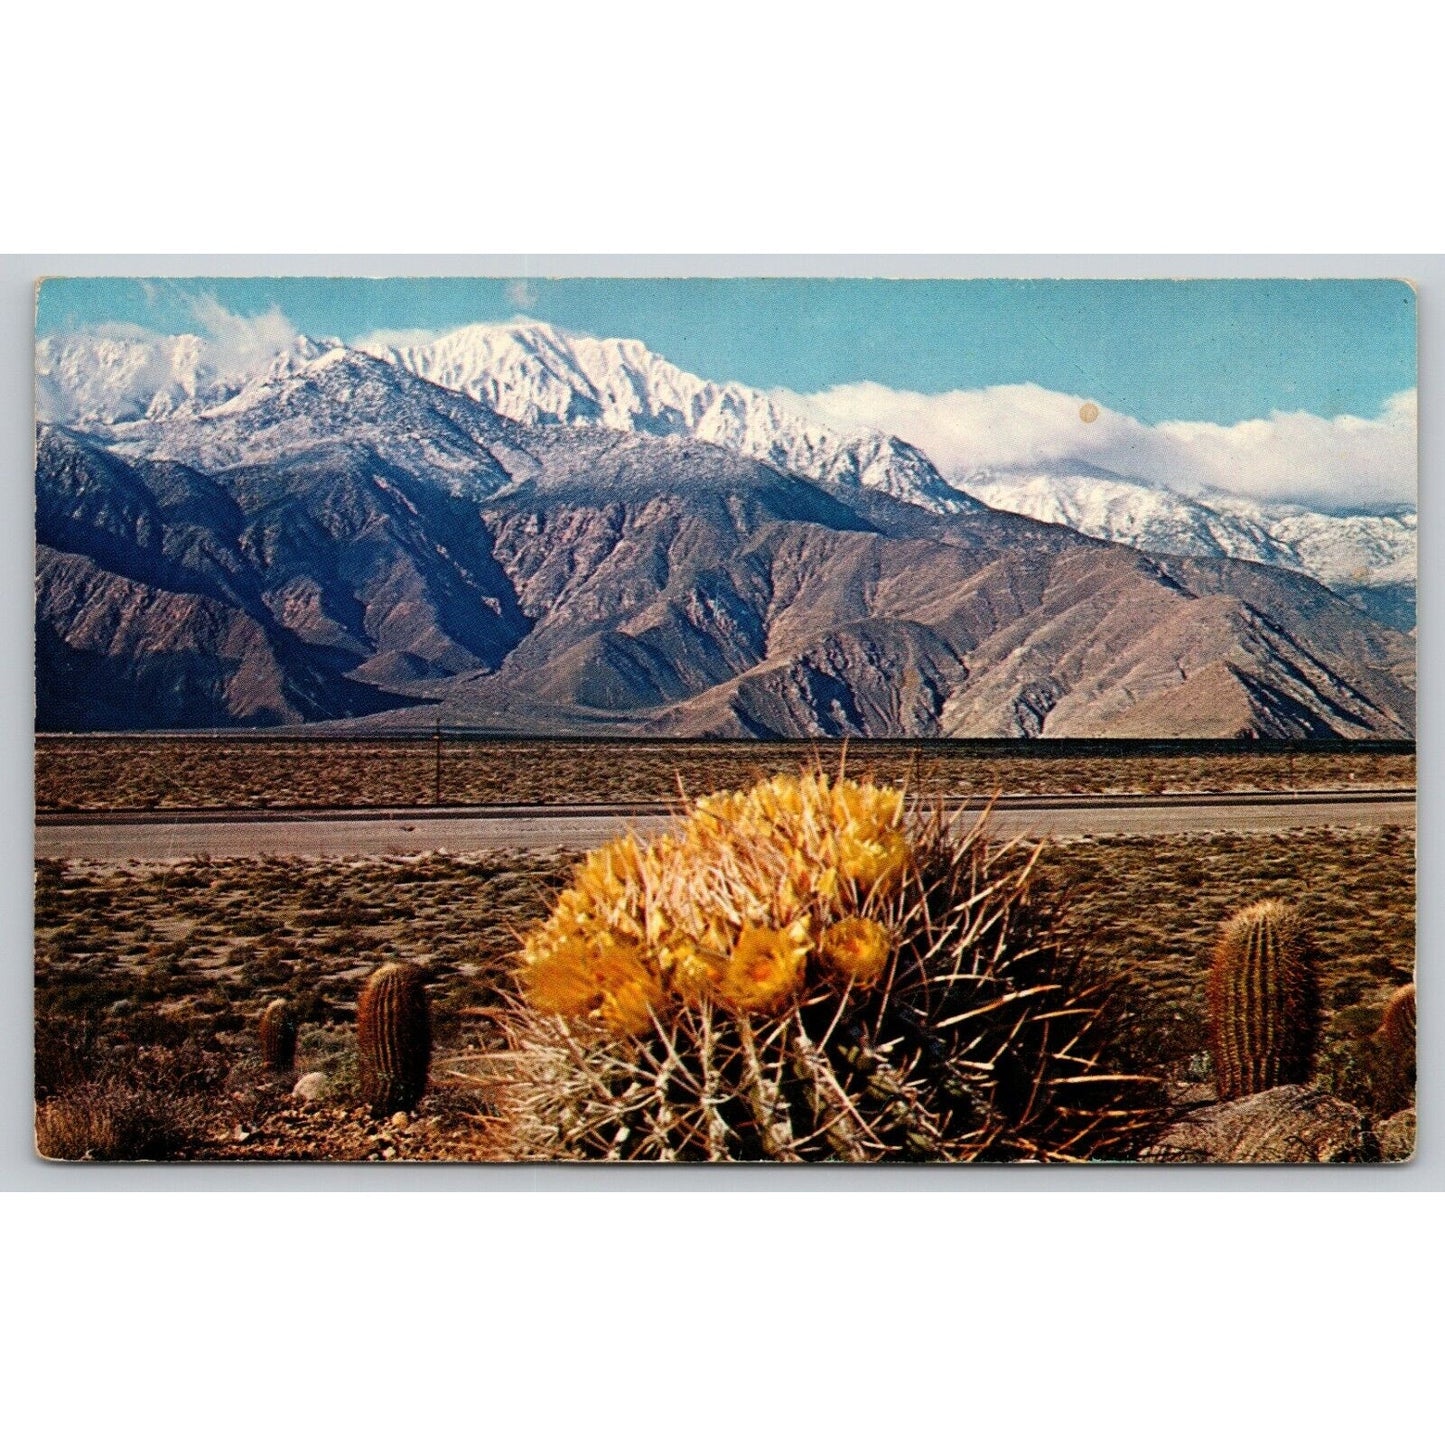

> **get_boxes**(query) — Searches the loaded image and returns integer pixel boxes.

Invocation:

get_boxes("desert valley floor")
[33,738,1416,1163]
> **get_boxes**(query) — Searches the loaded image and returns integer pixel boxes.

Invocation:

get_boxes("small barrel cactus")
[357,964,431,1115]
[1372,982,1416,1117]
[1207,901,1320,1101]
[503,769,1163,1162]
[258,998,297,1073]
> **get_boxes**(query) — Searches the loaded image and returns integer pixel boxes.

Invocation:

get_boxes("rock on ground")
[1377,1108,1416,1163]
[292,1072,330,1103]
[1147,1085,1378,1164]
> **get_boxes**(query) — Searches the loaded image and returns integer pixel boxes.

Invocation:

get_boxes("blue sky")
[36,276,1415,427]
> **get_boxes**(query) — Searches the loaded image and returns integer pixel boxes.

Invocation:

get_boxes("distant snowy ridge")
[35,332,338,426]
[365,321,976,515]
[963,467,1416,626]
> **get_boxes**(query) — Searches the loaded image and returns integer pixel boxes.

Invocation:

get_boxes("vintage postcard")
[33,275,1417,1163]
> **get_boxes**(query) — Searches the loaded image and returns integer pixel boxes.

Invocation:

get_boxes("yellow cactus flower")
[521,934,601,1016]
[837,827,910,892]
[599,977,663,1035]
[523,933,661,1035]
[830,778,904,830]
[659,930,729,1002]
[718,921,811,1012]
[818,916,893,986]
[520,768,917,1023]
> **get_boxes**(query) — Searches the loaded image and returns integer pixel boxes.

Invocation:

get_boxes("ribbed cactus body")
[1372,982,1416,1116]
[357,964,431,1115]
[258,998,297,1073]
[1207,902,1320,1101]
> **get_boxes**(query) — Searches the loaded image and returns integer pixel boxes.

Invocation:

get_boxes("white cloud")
[183,295,302,376]
[38,299,316,423]
[506,278,537,308]
[794,381,1417,512]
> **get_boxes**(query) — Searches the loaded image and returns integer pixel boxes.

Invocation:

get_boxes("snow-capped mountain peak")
[91,344,517,498]
[364,320,976,514]
[35,330,341,426]
[963,464,1416,630]
[37,319,1414,631]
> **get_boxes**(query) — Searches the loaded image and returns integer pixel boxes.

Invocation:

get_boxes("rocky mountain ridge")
[366,321,973,515]
[34,349,1415,738]
[39,321,1415,630]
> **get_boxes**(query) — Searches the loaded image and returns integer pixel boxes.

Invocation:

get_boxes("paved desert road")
[35,790,1416,861]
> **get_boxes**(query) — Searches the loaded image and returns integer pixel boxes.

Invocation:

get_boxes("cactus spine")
[357,964,431,1115]
[1372,982,1416,1117]
[258,998,297,1073]
[1207,901,1320,1101]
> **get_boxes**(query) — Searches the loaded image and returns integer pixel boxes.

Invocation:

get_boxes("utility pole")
[434,706,442,807]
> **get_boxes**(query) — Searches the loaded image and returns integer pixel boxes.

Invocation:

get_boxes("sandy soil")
[33,822,1415,1161]
[36,736,1416,812]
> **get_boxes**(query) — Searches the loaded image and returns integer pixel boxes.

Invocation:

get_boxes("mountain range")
[40,321,1415,619]
[961,466,1415,633]
[34,326,1416,739]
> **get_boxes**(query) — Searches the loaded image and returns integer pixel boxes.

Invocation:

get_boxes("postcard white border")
[5,254,1434,1192]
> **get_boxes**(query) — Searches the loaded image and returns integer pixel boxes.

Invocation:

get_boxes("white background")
[2,4,1438,1439]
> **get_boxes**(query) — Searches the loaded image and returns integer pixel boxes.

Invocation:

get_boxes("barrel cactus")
[1372,982,1416,1117]
[1206,901,1320,1101]
[357,964,432,1115]
[502,769,1162,1162]
[258,998,297,1073]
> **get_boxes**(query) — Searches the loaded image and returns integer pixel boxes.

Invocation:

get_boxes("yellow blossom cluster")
[519,771,910,1033]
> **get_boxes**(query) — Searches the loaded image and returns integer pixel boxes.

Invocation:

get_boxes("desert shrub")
[35,1083,201,1162]
[1126,991,1211,1078]
[122,1008,204,1049]
[237,951,295,990]
[1330,976,1374,1011]
[34,1014,104,1097]
[298,1026,360,1097]
[502,771,1164,1162]
[139,943,190,976]
[285,983,331,1025]
[1318,1035,1375,1110]
[34,1031,223,1162]
[35,971,126,1020]
[108,1035,229,1093]
[134,960,192,1003]
[48,924,89,952]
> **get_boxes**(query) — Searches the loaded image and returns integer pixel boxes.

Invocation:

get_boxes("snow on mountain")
[364,321,975,514]
[1260,506,1416,589]
[40,320,1414,633]
[962,466,1416,627]
[960,467,1292,567]
[91,346,522,497]
[36,331,337,426]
